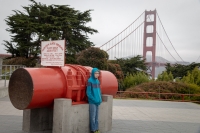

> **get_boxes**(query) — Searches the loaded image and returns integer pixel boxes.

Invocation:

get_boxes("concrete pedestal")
[23,108,53,133]
[23,95,113,133]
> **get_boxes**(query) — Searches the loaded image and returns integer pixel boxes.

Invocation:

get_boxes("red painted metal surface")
[9,64,118,110]
[143,10,157,79]
[26,67,66,109]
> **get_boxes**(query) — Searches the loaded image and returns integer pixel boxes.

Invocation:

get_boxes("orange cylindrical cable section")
[9,65,118,110]
[26,67,66,109]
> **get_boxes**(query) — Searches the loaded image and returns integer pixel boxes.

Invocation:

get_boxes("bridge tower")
[143,9,157,79]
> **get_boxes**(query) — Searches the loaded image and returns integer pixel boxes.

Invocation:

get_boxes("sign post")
[41,40,65,66]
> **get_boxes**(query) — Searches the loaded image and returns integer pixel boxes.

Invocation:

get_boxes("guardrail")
[115,91,200,102]
[0,65,25,87]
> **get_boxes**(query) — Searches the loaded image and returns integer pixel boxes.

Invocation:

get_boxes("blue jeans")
[89,104,99,131]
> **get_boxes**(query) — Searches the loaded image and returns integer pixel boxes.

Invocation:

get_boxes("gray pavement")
[0,80,9,98]
[107,99,200,133]
[0,80,9,88]
[0,79,200,133]
[0,95,200,133]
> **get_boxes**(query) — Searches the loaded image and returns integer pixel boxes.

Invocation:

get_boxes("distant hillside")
[121,55,190,77]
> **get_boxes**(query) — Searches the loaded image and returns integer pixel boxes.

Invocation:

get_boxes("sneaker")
[95,130,100,133]
[91,131,95,133]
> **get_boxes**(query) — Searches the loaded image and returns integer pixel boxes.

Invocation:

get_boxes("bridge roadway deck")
[0,94,200,133]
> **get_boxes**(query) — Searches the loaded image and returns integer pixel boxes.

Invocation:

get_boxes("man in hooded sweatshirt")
[86,68,102,133]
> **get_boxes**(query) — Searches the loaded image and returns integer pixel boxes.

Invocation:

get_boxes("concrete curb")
[0,87,8,98]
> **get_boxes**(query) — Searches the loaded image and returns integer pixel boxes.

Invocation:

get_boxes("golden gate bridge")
[99,9,199,78]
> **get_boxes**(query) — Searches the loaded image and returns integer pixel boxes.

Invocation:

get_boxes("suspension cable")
[195,56,200,62]
[106,21,144,51]
[99,11,145,48]
[146,14,178,62]
[157,12,184,62]
[156,32,178,62]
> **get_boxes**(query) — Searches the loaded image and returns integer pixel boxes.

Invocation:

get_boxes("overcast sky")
[0,0,200,63]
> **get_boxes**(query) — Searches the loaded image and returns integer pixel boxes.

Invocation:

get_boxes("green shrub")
[76,47,108,70]
[185,83,200,101]
[124,81,200,101]
[157,71,174,81]
[181,67,200,86]
[123,72,149,89]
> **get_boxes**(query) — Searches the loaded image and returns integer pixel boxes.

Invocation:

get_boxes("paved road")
[0,95,200,133]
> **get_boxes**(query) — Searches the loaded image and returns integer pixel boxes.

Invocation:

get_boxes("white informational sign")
[41,40,65,66]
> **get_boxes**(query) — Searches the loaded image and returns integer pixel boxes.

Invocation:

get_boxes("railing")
[0,65,25,87]
[115,91,200,103]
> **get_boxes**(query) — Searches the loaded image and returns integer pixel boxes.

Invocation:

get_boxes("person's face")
[94,71,100,78]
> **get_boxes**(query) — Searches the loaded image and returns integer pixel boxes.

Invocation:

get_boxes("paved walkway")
[0,80,9,88]
[108,99,200,133]
[0,95,200,133]
[0,80,9,98]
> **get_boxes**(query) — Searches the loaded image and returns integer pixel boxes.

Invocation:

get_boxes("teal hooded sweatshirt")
[86,68,102,105]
